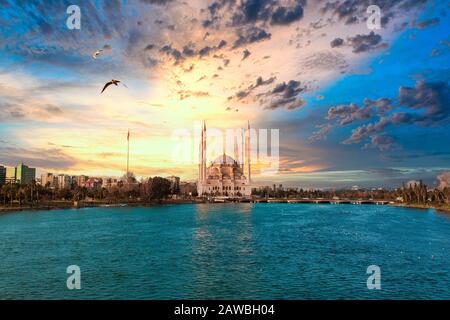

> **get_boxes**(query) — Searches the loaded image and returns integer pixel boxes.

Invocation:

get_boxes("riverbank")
[0,199,201,214]
[1,198,449,214]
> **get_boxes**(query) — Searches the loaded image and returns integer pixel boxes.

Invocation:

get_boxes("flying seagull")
[101,79,127,94]
[92,49,103,59]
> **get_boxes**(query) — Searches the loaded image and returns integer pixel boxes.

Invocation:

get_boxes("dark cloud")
[330,38,344,48]
[265,97,305,110]
[233,26,271,48]
[199,46,212,57]
[254,76,276,88]
[398,81,450,125]
[348,31,385,53]
[327,98,393,125]
[0,146,77,170]
[228,76,276,101]
[336,81,450,147]
[271,4,304,25]
[182,43,196,57]
[321,0,427,27]
[242,49,251,60]
[364,135,395,151]
[263,80,306,110]
[231,0,306,26]
[217,39,227,49]
[160,44,182,63]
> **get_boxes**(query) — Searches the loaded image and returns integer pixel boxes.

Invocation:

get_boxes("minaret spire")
[223,128,226,163]
[199,123,203,184]
[203,121,207,183]
[246,121,251,183]
[234,133,239,164]
[241,128,245,170]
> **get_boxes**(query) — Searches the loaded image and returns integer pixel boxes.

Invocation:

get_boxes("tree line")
[253,181,450,207]
[0,176,173,207]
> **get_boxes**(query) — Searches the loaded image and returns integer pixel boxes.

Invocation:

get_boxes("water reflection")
[191,204,259,298]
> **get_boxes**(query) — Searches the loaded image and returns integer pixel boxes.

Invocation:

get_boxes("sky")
[0,0,449,188]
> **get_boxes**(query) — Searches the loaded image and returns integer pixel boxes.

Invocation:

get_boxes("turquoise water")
[0,203,449,300]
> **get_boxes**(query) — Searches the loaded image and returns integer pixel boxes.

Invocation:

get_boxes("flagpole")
[127,129,130,178]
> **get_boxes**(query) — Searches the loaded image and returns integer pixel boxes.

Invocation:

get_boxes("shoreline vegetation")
[1,177,449,214]
[1,198,449,214]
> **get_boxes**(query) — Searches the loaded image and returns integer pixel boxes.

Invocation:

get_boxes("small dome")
[212,154,236,165]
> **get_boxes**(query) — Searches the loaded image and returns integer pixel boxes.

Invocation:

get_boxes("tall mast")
[127,129,130,178]
[246,121,251,183]
[202,121,207,183]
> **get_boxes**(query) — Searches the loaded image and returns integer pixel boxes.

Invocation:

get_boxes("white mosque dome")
[212,154,236,165]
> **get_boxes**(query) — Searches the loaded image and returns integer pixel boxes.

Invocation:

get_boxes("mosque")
[197,121,252,198]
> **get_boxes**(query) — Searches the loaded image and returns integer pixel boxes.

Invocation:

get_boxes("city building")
[76,175,89,188]
[6,167,16,183]
[41,173,58,188]
[102,177,121,188]
[84,177,103,189]
[16,163,36,185]
[4,163,36,185]
[58,174,72,189]
[197,121,252,197]
[0,166,6,185]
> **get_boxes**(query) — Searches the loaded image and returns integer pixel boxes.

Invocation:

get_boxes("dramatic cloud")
[330,38,344,48]
[233,27,272,48]
[0,0,446,184]
[263,80,306,110]
[348,32,385,53]
[231,0,306,26]
[271,4,304,25]
[327,98,393,126]
[321,0,428,27]
[0,146,77,170]
[364,135,395,151]
[242,49,251,60]
[323,81,450,149]
[228,76,276,101]
[397,81,450,125]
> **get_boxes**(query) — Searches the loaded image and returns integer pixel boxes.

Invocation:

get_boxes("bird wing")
[92,49,103,59]
[101,81,113,94]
